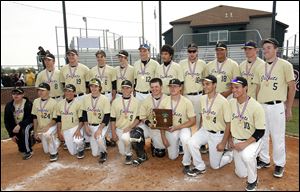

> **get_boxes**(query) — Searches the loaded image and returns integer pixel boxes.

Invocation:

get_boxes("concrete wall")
[173,24,192,45]
[247,17,272,42]
[1,87,38,105]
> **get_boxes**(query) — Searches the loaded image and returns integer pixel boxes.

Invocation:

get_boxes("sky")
[1,1,299,68]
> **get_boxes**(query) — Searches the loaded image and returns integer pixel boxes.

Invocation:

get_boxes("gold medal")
[93,111,97,116]
[141,75,145,80]
[206,116,210,120]
[238,120,243,126]
[217,74,222,78]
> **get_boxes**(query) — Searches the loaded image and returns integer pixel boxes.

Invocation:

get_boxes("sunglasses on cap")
[188,50,197,53]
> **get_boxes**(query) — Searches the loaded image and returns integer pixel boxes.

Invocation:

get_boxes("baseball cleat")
[179,145,184,155]
[132,154,148,166]
[23,152,33,160]
[124,155,132,165]
[273,166,284,178]
[187,168,206,177]
[77,150,85,159]
[183,165,191,174]
[257,159,270,169]
[245,179,258,191]
[99,152,107,163]
[200,145,208,154]
[50,153,58,162]
[84,142,91,150]
[63,143,68,150]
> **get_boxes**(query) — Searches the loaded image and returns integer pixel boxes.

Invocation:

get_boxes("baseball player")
[253,38,296,178]
[179,43,206,130]
[139,78,168,157]
[60,49,90,100]
[4,87,34,160]
[110,80,141,165]
[156,44,184,95]
[204,42,240,98]
[239,41,264,99]
[35,53,63,101]
[115,50,135,98]
[32,83,60,162]
[81,78,110,163]
[187,75,232,177]
[134,44,159,101]
[160,78,196,174]
[228,76,265,191]
[89,50,117,102]
[56,84,85,159]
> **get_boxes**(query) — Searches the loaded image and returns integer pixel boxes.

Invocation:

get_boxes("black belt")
[51,96,61,99]
[101,91,111,94]
[136,90,151,94]
[234,137,247,141]
[89,123,99,126]
[74,93,84,97]
[187,91,202,95]
[117,92,122,95]
[264,100,282,105]
[207,130,224,134]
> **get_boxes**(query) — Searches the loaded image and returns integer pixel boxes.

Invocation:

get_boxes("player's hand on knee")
[58,132,65,142]
[12,136,18,143]
[94,129,102,139]
[73,130,82,139]
[216,142,225,152]
[123,127,131,133]
[12,125,21,133]
[112,133,119,142]
[85,125,92,136]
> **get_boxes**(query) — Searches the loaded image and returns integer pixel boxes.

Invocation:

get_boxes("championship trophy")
[151,109,172,130]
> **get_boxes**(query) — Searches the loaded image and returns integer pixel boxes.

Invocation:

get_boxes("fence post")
[286,40,289,58]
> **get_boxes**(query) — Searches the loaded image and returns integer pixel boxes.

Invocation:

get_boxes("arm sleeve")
[56,116,61,123]
[135,116,140,120]
[101,113,110,126]
[82,110,88,122]
[251,129,265,142]
[110,117,116,122]
[134,79,137,89]
[112,80,117,90]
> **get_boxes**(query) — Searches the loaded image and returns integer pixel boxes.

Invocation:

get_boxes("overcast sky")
[1,1,299,68]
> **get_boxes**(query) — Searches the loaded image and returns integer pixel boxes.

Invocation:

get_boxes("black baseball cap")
[121,80,133,88]
[242,40,257,49]
[64,84,76,92]
[138,43,150,50]
[216,42,227,50]
[168,78,181,86]
[261,38,279,47]
[66,49,78,55]
[44,53,55,60]
[116,50,129,57]
[89,78,101,86]
[231,76,248,86]
[12,87,24,94]
[187,43,198,51]
[37,82,50,91]
[201,75,217,84]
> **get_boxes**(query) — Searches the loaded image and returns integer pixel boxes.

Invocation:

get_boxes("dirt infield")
[1,136,299,191]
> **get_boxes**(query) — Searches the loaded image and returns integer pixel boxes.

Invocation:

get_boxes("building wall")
[173,24,192,45]
[247,17,272,42]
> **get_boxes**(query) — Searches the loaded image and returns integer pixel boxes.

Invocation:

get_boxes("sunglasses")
[12,92,23,95]
[188,50,197,53]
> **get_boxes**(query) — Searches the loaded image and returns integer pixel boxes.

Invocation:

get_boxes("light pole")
[82,16,88,38]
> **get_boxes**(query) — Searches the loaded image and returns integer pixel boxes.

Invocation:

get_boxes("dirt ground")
[1,136,299,191]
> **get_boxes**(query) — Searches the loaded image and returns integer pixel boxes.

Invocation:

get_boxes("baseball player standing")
[253,38,296,178]
[239,41,265,99]
[32,83,60,162]
[81,78,110,163]
[228,76,266,191]
[160,78,196,174]
[134,44,159,101]
[156,44,184,95]
[56,84,85,159]
[89,50,117,102]
[110,80,141,164]
[115,50,135,98]
[187,75,232,177]
[179,43,206,130]
[204,42,240,98]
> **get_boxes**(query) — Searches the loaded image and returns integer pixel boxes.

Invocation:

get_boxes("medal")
[188,61,197,78]
[93,111,97,116]
[171,95,181,115]
[265,81,269,87]
[141,75,145,80]
[46,70,54,84]
[205,93,217,120]
[64,99,74,115]
[91,95,100,116]
[119,66,128,80]
[163,62,172,79]
[216,58,227,78]
[217,74,222,78]
[245,58,256,78]
[238,120,243,126]
[140,62,148,78]
[264,57,278,85]
[68,65,77,78]
[97,65,106,81]
[122,97,132,119]
[236,96,249,125]
[206,116,210,120]
[151,94,163,109]
[39,99,49,117]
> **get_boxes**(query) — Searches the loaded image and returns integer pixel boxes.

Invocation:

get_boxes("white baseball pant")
[63,126,84,155]
[165,128,192,166]
[188,128,232,170]
[39,125,60,155]
[137,123,165,149]
[115,128,132,156]
[259,102,286,167]
[88,125,109,157]
[233,138,262,183]
[185,94,202,130]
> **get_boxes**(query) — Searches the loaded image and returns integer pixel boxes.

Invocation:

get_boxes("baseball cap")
[66,49,78,55]
[12,87,24,94]
[37,82,50,91]
[116,50,129,57]
[231,76,248,86]
[187,43,198,51]
[89,78,101,86]
[201,75,217,84]
[44,53,55,60]
[261,38,279,47]
[216,42,227,50]
[168,78,181,86]
[138,43,150,50]
[121,80,133,88]
[242,40,257,49]
[64,84,76,92]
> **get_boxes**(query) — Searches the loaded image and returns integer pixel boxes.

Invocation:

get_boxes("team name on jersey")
[137,71,151,76]
[184,71,201,77]
[241,71,254,77]
[37,109,49,113]
[202,109,216,116]
[86,107,101,113]
[260,75,278,81]
[232,113,248,121]
[211,69,226,75]
[119,109,134,115]
[173,111,183,117]
[95,74,108,79]
[159,74,173,78]
[60,111,74,115]
[66,74,81,79]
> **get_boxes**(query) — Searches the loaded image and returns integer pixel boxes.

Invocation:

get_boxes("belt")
[234,137,247,141]
[101,91,111,95]
[51,96,61,99]
[89,123,99,126]
[187,91,203,96]
[117,92,122,95]
[136,90,151,94]
[207,130,224,134]
[74,93,84,97]
[264,100,282,105]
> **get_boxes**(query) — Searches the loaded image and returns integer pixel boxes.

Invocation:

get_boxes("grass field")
[1,107,299,140]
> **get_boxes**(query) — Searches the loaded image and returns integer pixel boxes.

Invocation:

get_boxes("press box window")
[209,30,228,42]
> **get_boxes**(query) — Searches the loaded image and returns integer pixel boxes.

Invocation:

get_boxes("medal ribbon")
[264,57,278,81]
[151,94,163,109]
[68,66,77,78]
[188,60,197,77]
[170,95,181,115]
[91,95,100,113]
[140,62,147,76]
[122,97,132,117]
[163,62,172,77]
[216,58,227,75]
[97,66,106,80]
[46,70,54,84]
[206,93,218,115]
[119,66,128,80]
[39,99,49,114]
[64,100,74,114]
[245,58,256,77]
[236,96,249,121]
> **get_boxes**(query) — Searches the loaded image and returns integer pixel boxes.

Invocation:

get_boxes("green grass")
[0,107,299,140]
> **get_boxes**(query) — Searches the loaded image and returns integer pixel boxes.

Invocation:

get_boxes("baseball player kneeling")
[81,78,111,163]
[56,84,85,159]
[228,77,265,191]
[32,83,60,162]
[187,75,232,177]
